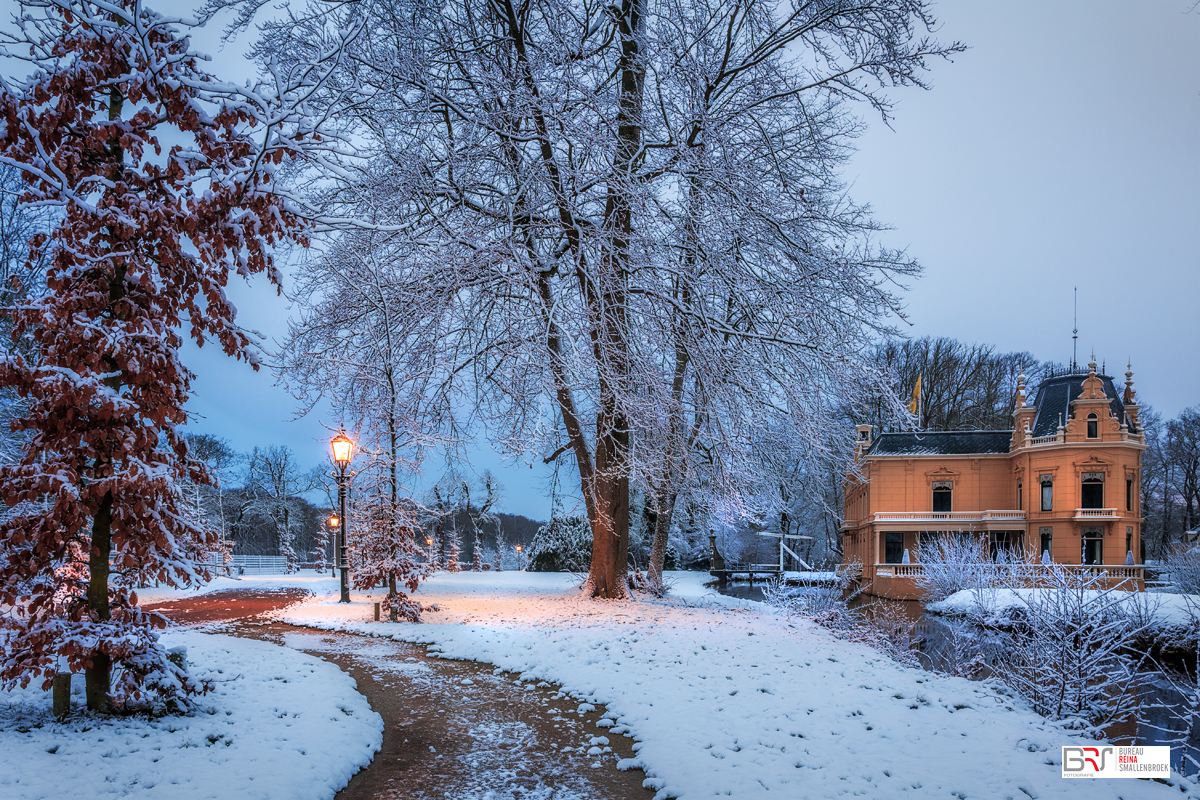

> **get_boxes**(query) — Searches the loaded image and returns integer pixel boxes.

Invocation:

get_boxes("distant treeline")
[182,433,545,564]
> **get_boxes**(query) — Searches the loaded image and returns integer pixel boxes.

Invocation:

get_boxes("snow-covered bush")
[912,533,996,602]
[350,494,431,622]
[1167,545,1200,595]
[994,565,1152,735]
[763,564,919,666]
[528,516,591,573]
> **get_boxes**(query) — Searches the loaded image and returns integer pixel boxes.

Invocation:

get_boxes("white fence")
[204,555,289,576]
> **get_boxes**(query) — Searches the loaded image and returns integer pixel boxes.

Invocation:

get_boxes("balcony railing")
[1021,431,1145,447]
[874,563,1145,581]
[1074,508,1119,519]
[872,510,1026,523]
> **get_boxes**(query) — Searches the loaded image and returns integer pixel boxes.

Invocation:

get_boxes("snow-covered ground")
[930,586,1199,637]
[268,570,1191,799]
[0,631,381,800]
[132,571,341,604]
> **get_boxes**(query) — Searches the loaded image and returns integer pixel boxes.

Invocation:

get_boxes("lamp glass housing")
[331,434,354,465]
[328,515,340,528]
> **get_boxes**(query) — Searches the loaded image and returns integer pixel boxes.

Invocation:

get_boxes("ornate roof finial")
[1124,360,1137,405]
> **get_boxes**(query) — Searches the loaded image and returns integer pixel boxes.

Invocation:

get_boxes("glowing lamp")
[331,433,354,465]
[328,515,340,528]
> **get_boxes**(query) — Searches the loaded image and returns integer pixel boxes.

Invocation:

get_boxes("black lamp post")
[331,432,354,603]
[515,543,523,571]
[327,515,339,578]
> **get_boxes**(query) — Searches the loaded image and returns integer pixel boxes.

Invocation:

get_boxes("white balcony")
[1074,508,1119,520]
[870,510,1026,531]
[874,563,1145,581]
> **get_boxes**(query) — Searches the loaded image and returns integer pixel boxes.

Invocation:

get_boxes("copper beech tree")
[0,1,321,710]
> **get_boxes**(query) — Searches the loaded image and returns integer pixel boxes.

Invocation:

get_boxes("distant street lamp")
[515,543,523,571]
[331,432,355,603]
[426,537,434,567]
[327,515,340,577]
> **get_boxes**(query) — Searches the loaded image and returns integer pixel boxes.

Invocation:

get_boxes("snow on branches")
[259,0,961,599]
[0,0,317,710]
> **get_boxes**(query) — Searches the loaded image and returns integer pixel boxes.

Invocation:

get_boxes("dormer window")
[932,481,952,512]
[1087,413,1098,438]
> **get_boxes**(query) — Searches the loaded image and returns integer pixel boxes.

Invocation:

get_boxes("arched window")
[1087,413,1098,439]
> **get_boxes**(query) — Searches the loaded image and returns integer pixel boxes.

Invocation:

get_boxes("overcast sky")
[175,0,1200,519]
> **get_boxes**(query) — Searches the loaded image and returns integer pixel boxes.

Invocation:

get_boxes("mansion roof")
[861,365,1140,458]
[1030,372,1132,436]
[864,431,1014,457]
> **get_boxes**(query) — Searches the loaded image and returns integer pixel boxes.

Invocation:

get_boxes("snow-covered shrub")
[1167,545,1200,595]
[995,565,1151,735]
[912,533,995,602]
[349,493,431,622]
[763,563,919,666]
[528,516,591,572]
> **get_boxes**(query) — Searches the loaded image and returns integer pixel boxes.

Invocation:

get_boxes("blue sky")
[174,0,1200,519]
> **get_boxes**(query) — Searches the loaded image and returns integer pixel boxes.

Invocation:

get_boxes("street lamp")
[425,537,434,567]
[327,515,339,577]
[331,432,354,603]
[515,543,523,571]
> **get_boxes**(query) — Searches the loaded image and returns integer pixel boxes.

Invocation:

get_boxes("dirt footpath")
[149,590,653,800]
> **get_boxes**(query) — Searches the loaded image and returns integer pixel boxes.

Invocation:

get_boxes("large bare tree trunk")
[584,0,645,599]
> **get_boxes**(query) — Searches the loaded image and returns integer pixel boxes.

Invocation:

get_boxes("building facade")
[842,361,1146,599]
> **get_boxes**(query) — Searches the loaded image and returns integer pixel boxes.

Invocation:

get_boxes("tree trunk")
[85,491,114,711]
[86,82,125,711]
[584,0,644,599]
[647,490,676,595]
[388,574,398,622]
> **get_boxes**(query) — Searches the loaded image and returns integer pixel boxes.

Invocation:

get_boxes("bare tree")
[245,0,961,599]
[0,165,50,467]
[462,472,502,571]
[863,337,1041,432]
[1169,407,1200,535]
[244,446,320,572]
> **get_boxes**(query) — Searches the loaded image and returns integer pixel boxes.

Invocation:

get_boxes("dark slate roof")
[1029,372,1131,437]
[865,431,1013,456]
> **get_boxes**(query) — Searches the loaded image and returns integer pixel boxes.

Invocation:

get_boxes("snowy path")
[252,623,652,800]
[0,631,381,800]
[276,571,1193,800]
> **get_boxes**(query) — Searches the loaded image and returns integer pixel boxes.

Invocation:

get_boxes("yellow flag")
[907,374,922,414]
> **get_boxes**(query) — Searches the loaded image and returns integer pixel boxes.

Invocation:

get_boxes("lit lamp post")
[426,537,434,567]
[331,432,354,603]
[327,515,339,577]
[515,544,523,571]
